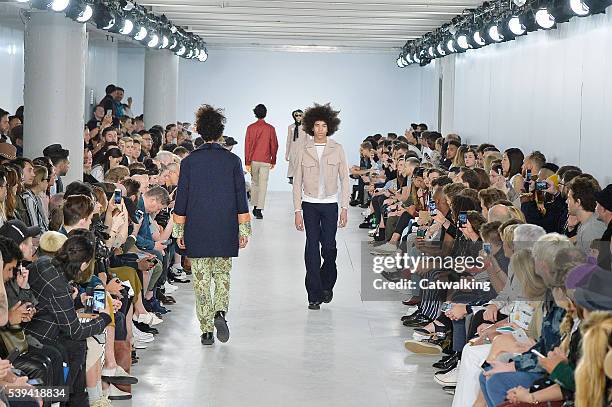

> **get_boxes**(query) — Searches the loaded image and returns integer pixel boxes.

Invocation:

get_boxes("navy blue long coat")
[174,143,249,258]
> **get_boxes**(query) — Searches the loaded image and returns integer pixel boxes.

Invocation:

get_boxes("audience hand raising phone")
[8,301,31,325]
[432,210,446,225]
[15,266,29,289]
[112,298,123,312]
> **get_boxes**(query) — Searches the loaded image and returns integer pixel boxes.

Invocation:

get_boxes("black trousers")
[302,202,338,303]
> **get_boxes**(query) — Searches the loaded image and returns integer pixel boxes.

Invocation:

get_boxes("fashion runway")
[116,192,452,407]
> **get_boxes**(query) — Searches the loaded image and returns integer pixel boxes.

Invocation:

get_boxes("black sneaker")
[252,208,263,219]
[322,290,333,304]
[308,302,321,310]
[214,311,230,343]
[201,332,214,346]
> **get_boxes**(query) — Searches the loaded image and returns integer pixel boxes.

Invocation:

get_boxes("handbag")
[0,325,29,357]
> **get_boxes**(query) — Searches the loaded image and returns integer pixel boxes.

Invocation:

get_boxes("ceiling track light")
[535,7,556,29]
[65,0,92,23]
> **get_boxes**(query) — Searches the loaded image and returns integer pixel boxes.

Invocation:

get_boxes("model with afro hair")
[301,103,341,137]
[292,102,350,310]
[195,104,226,142]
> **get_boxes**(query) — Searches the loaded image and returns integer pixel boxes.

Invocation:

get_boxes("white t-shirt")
[302,143,338,204]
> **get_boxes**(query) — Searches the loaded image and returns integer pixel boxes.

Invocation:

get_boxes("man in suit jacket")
[173,105,251,346]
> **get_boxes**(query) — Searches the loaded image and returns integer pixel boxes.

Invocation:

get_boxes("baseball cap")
[0,219,41,245]
[223,137,238,147]
[595,184,612,212]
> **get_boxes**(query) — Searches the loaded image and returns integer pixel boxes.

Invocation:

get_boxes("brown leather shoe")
[402,296,421,306]
[160,295,176,305]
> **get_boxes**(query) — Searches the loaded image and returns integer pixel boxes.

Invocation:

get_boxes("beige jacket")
[285,124,309,178]
[292,138,350,211]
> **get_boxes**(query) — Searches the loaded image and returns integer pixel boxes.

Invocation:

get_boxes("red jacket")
[245,119,278,166]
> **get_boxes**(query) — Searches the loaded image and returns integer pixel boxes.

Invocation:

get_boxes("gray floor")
[116,192,452,407]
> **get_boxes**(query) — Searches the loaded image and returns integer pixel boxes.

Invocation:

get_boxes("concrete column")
[23,11,87,186]
[144,49,178,128]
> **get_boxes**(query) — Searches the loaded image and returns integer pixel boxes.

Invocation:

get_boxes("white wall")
[85,37,118,118]
[117,47,145,117]
[451,10,612,185]
[0,23,24,113]
[177,49,434,191]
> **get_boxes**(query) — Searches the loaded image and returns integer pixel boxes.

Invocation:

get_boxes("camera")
[483,243,492,255]
[416,229,426,238]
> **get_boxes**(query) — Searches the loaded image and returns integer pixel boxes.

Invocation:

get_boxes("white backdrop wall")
[117,47,145,117]
[0,23,24,113]
[452,10,612,185]
[86,37,118,118]
[177,49,436,191]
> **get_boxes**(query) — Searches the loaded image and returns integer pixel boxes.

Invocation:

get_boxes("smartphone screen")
[483,243,492,255]
[92,289,106,313]
[106,109,113,117]
[535,181,548,191]
[458,212,468,227]
[428,201,437,215]
[114,189,122,205]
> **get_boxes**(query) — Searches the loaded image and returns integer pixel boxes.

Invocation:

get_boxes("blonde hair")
[105,166,130,183]
[511,249,546,300]
[484,151,502,173]
[507,206,526,223]
[575,311,612,407]
[453,145,467,168]
[532,233,573,272]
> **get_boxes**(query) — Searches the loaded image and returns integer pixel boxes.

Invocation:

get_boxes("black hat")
[43,144,69,159]
[595,184,612,212]
[574,267,612,311]
[0,219,41,245]
[541,162,559,173]
[223,137,238,147]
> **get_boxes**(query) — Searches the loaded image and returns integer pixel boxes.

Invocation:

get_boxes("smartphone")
[441,302,452,312]
[458,211,468,227]
[24,303,33,312]
[526,170,532,179]
[428,201,437,216]
[27,378,43,386]
[135,209,144,223]
[483,243,492,255]
[106,109,112,117]
[92,288,106,313]
[530,349,546,358]
[416,229,426,238]
[535,181,548,191]
[496,326,515,333]
[497,167,503,175]
[113,189,122,205]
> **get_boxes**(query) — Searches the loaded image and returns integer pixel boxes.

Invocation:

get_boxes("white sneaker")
[434,364,459,386]
[90,396,112,407]
[132,325,154,343]
[164,281,178,293]
[133,312,163,326]
[101,366,138,385]
[133,342,148,350]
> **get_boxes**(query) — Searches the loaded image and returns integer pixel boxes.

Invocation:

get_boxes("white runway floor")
[116,192,452,407]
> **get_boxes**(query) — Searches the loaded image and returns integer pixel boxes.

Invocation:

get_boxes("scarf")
[293,122,300,142]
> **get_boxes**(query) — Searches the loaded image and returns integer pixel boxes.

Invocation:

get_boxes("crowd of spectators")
[0,84,239,407]
[351,125,611,407]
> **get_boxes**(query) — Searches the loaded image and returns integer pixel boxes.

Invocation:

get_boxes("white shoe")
[101,366,138,385]
[133,341,148,349]
[164,281,178,293]
[133,312,163,326]
[132,325,154,343]
[434,364,459,386]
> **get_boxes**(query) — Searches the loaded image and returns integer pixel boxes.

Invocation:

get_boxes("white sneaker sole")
[434,375,457,386]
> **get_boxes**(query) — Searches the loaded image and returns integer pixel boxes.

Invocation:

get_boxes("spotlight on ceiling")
[436,42,447,56]
[413,51,421,64]
[513,0,527,5]
[457,32,470,50]
[487,23,504,42]
[185,49,194,58]
[535,7,556,29]
[473,30,486,46]
[175,45,186,56]
[396,57,406,68]
[50,0,69,12]
[66,0,92,23]
[569,0,590,15]
[405,53,413,64]
[160,35,169,49]
[169,37,178,50]
[119,18,134,35]
[134,26,148,41]
[147,33,159,48]
[198,49,208,62]
[508,15,526,36]
[428,46,435,58]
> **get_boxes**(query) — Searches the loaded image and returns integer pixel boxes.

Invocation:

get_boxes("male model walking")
[173,104,251,346]
[285,109,308,184]
[245,104,278,219]
[293,103,350,310]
